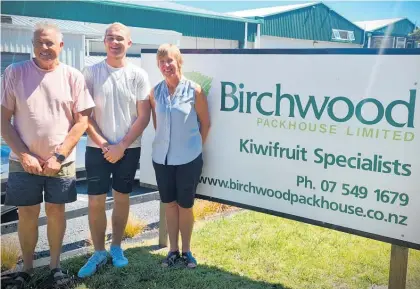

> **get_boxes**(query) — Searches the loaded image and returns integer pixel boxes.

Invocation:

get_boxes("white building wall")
[259,35,362,48]
[61,34,85,70]
[180,35,360,50]
[89,41,148,54]
[90,35,239,52]
[84,23,182,47]
[0,28,33,54]
[214,39,239,49]
[246,41,255,49]
[1,27,85,70]
[180,36,239,49]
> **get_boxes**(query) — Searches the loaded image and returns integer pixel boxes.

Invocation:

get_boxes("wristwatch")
[54,153,65,163]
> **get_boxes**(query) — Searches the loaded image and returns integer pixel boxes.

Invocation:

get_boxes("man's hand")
[100,142,110,154]
[42,156,62,176]
[103,143,126,164]
[20,153,44,175]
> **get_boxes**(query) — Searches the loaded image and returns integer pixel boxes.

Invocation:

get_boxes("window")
[395,37,406,48]
[371,36,394,48]
[417,42,420,48]
[331,29,355,42]
[1,52,30,77]
[1,16,12,24]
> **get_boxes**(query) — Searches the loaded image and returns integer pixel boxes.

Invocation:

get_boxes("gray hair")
[33,21,63,42]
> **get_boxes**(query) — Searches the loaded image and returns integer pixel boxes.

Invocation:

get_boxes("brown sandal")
[38,268,74,289]
[1,271,32,289]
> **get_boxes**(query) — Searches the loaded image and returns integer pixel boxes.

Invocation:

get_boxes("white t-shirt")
[83,60,151,148]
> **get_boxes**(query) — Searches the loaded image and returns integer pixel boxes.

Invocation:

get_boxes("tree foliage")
[409,28,420,40]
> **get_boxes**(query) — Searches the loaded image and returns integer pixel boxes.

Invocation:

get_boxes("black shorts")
[85,147,141,195]
[152,154,203,208]
[5,160,77,206]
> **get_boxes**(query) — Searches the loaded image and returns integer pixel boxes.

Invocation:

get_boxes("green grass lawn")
[41,210,420,289]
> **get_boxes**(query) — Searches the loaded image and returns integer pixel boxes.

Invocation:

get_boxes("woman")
[149,43,210,268]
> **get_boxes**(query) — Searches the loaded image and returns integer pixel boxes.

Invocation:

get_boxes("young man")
[78,22,151,278]
[1,22,94,288]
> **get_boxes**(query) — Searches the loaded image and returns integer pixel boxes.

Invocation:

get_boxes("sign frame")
[141,48,420,251]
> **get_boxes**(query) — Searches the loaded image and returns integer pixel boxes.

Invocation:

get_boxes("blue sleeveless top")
[152,77,202,165]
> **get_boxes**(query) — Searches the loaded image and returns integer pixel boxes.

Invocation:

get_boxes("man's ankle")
[49,262,61,270]
[111,242,122,248]
[95,250,108,257]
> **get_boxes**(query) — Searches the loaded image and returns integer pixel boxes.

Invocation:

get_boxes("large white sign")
[140,50,420,249]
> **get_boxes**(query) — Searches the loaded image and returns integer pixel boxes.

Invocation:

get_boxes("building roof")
[1,14,102,36]
[97,0,261,23]
[111,0,243,19]
[227,1,364,44]
[1,1,259,42]
[227,2,320,18]
[354,18,406,32]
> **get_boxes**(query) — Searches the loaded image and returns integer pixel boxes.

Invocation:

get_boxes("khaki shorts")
[8,159,76,177]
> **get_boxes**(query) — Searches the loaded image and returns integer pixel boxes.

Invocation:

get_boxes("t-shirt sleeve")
[136,69,151,101]
[72,70,95,113]
[82,66,94,98]
[1,65,16,112]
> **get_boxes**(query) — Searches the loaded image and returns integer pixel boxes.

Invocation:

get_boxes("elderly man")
[1,22,94,288]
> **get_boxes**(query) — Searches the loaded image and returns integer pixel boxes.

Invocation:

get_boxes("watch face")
[55,153,65,162]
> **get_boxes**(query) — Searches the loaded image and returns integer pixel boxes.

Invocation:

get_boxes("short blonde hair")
[33,21,63,42]
[157,43,183,73]
[105,22,131,40]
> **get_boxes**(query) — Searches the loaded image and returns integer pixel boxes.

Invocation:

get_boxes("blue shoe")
[182,251,197,269]
[77,250,108,278]
[110,245,128,268]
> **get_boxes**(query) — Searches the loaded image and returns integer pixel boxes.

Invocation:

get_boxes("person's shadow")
[26,245,291,289]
